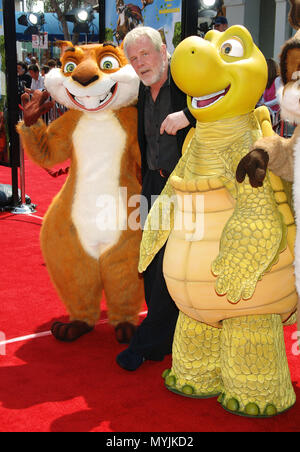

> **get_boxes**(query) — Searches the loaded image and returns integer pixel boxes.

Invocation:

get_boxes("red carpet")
[0,159,299,432]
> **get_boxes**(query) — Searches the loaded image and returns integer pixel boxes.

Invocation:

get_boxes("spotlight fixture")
[65,6,94,34]
[198,9,217,25]
[198,0,223,35]
[199,0,223,11]
[76,9,89,23]
[28,13,38,25]
[17,12,45,35]
[200,0,217,8]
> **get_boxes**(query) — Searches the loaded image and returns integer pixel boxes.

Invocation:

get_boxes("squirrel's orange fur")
[17,43,144,339]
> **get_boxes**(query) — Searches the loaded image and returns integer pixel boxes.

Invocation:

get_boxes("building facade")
[224,0,294,61]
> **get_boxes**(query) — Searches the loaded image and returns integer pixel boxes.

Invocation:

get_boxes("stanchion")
[11,137,36,214]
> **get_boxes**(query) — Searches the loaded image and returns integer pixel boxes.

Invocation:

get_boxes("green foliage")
[105,28,114,42]
[26,0,86,13]
[172,22,181,48]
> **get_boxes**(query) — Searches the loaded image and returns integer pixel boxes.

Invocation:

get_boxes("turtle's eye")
[220,38,244,58]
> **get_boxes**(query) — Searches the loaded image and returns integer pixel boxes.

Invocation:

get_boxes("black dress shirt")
[144,74,179,171]
[137,64,196,181]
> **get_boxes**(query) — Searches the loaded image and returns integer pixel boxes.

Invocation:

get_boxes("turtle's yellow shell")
[163,176,297,328]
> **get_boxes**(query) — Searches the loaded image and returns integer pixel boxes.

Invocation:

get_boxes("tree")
[48,0,74,41]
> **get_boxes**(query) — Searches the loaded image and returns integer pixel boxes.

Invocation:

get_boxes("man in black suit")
[116,26,196,370]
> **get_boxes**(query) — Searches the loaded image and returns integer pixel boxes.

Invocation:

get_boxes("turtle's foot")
[162,369,222,399]
[218,393,295,418]
[220,315,296,418]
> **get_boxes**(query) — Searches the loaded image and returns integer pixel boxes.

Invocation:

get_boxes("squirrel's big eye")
[100,56,120,70]
[64,61,77,73]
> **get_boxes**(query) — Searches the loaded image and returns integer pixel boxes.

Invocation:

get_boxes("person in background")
[17,61,32,105]
[116,26,196,371]
[257,58,282,126]
[47,59,57,70]
[41,65,50,77]
[25,64,44,94]
[213,16,228,32]
[24,52,32,65]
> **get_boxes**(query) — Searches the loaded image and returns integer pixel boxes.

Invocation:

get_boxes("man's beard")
[141,58,166,86]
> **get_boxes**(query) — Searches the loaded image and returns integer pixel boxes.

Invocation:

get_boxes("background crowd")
[16,27,284,131]
[17,53,62,107]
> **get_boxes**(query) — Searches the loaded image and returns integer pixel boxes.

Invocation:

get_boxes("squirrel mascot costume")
[139,23,298,416]
[17,42,144,344]
[237,0,300,347]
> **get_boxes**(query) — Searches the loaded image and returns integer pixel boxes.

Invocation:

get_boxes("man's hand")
[160,111,190,136]
[21,90,55,127]
[236,149,269,188]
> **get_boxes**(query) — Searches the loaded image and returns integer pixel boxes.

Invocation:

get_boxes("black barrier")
[99,0,105,43]
[0,0,20,207]
[181,0,199,40]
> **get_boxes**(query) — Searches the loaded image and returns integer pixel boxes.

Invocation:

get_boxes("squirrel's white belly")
[72,112,127,260]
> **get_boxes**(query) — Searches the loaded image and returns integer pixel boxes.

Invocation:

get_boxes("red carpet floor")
[0,159,299,432]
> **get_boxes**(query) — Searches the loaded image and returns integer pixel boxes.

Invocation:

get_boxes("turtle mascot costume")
[138,25,298,417]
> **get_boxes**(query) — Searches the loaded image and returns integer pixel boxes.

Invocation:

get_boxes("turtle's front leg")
[162,312,223,398]
[212,173,285,303]
[219,314,296,417]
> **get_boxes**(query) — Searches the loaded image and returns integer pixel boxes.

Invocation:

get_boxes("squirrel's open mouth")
[66,83,118,111]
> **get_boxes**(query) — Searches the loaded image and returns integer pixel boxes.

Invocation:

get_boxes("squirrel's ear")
[289,0,300,29]
[54,40,75,58]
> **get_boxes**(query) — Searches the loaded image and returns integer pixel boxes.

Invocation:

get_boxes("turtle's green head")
[171,25,267,122]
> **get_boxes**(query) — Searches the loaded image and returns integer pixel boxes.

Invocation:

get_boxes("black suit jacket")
[137,74,196,181]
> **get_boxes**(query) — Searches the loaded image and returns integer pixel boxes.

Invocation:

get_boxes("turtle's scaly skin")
[139,26,298,416]
[166,311,223,397]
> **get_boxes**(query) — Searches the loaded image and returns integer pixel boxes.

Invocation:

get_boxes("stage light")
[76,9,89,23]
[200,0,217,8]
[28,13,38,26]
[65,6,94,25]
[65,6,95,36]
[198,0,223,35]
[17,12,45,27]
[198,9,217,24]
[17,12,45,35]
[17,14,28,26]
[199,0,223,11]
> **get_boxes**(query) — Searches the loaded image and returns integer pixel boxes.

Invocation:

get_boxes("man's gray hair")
[123,26,163,58]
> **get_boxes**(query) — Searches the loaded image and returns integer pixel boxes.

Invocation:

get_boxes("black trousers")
[128,169,179,360]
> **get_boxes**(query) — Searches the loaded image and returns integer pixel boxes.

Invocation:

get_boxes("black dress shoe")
[116,348,145,371]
